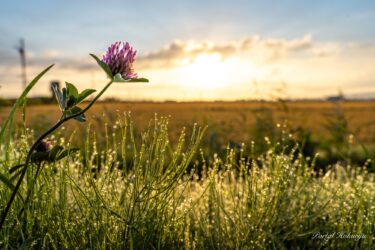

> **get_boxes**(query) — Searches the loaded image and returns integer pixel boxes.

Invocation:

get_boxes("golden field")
[1,100,375,144]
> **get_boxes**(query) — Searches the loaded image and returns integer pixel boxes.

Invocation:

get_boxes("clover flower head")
[102,41,138,80]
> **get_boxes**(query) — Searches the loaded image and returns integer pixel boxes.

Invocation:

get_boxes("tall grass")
[0,114,374,249]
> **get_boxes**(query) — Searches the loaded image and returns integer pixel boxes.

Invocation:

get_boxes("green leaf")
[125,77,149,83]
[74,114,86,122]
[10,168,23,182]
[51,81,64,110]
[113,73,149,83]
[66,82,79,99]
[66,82,79,107]
[66,106,86,122]
[90,53,113,79]
[0,173,24,203]
[29,145,77,163]
[49,145,64,160]
[31,152,50,163]
[55,148,80,161]
[0,173,16,191]
[0,65,54,145]
[9,164,25,174]
[76,89,96,104]
[61,87,67,110]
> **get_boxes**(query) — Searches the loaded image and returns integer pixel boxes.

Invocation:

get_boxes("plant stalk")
[0,80,113,231]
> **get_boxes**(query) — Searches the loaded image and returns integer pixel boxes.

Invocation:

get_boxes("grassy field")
[2,100,375,141]
[2,100,375,167]
[1,101,375,249]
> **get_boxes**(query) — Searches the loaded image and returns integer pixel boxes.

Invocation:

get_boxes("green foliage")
[0,115,374,249]
[0,173,17,193]
[52,81,96,121]
[65,106,86,122]
[65,82,97,107]
[113,73,149,83]
[51,81,66,110]
[65,82,79,107]
[126,77,149,83]
[29,146,79,163]
[0,51,149,235]
[0,173,24,203]
[89,53,113,79]
[76,89,96,104]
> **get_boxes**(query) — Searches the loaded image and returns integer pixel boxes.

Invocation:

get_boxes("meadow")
[0,100,374,249]
[2,100,375,167]
[2,101,375,143]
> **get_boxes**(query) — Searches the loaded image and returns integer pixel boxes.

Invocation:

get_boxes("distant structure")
[16,39,27,89]
[50,81,60,99]
[326,90,345,102]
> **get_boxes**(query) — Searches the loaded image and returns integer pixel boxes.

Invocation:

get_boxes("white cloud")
[41,49,60,59]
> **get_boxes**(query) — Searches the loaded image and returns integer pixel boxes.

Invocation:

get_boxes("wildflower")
[102,41,138,80]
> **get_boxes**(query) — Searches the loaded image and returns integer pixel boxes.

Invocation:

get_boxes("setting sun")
[176,53,239,90]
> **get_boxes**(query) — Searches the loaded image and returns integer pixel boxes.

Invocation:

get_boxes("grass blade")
[0,65,54,146]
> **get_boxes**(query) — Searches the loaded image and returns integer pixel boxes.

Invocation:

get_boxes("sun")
[176,53,239,90]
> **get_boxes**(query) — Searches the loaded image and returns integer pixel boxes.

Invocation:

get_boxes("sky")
[0,0,375,101]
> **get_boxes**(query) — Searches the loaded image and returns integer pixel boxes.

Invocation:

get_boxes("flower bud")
[35,140,51,152]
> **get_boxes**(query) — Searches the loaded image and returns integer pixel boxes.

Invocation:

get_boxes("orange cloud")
[135,34,345,69]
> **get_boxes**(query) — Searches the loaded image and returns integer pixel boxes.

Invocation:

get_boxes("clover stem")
[0,79,113,231]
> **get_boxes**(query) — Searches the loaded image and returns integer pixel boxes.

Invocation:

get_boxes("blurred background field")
[2,100,375,169]
[1,100,374,140]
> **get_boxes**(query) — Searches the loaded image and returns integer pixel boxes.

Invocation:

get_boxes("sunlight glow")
[175,53,241,90]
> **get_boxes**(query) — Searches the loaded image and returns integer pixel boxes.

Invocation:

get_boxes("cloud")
[0,49,19,66]
[138,39,239,68]
[0,34,372,72]
[263,34,313,52]
[41,49,60,59]
[0,48,97,72]
[136,34,342,68]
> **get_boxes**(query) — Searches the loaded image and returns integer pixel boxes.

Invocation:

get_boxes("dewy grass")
[0,114,374,249]
[0,42,148,231]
